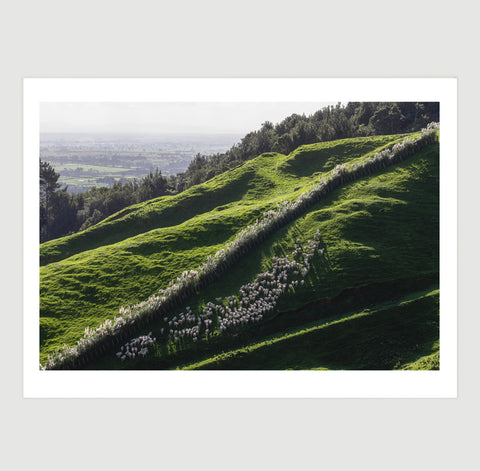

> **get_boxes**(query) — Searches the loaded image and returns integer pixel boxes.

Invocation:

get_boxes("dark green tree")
[48,190,77,239]
[369,103,405,135]
[138,168,168,201]
[40,160,61,241]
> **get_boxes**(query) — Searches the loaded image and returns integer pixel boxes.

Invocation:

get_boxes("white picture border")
[24,78,457,398]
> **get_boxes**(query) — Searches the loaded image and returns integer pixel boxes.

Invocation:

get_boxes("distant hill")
[40,129,439,370]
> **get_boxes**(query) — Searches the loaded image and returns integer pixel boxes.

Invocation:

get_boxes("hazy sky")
[40,102,338,134]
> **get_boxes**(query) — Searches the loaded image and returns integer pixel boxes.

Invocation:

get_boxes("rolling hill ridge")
[40,126,440,370]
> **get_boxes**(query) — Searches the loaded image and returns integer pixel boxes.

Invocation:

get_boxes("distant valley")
[40,132,242,193]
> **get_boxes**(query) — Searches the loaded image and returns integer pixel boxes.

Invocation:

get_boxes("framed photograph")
[24,78,457,397]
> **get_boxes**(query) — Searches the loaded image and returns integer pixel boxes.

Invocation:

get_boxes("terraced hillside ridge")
[40,125,439,370]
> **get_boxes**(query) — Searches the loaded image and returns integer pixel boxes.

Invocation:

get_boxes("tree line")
[40,101,439,242]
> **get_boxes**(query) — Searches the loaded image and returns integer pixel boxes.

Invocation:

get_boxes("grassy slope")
[40,134,412,265]
[89,141,438,371]
[182,289,439,370]
[40,132,438,368]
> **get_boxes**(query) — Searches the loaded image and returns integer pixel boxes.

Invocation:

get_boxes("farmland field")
[40,132,242,192]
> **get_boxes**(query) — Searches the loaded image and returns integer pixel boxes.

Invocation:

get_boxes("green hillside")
[39,130,439,370]
[182,289,439,370]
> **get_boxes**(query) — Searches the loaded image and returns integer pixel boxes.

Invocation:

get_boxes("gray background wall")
[1,1,477,469]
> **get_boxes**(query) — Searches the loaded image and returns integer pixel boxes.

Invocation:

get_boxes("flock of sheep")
[117,231,324,360]
[116,332,156,361]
